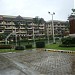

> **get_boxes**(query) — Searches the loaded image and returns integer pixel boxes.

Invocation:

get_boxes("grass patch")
[0,49,23,53]
[0,49,13,53]
[45,43,75,51]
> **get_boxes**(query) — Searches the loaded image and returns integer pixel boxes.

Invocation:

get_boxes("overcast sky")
[0,0,74,21]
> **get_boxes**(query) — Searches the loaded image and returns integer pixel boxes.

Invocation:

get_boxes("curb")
[45,49,75,53]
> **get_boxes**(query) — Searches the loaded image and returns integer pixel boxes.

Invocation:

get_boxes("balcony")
[27,34,33,36]
[39,24,44,26]
[4,30,12,33]
[39,27,44,29]
[0,30,4,33]
[27,27,32,29]
[20,31,27,33]
[20,27,25,29]
[60,25,66,27]
[38,34,45,36]
[5,27,12,29]
[34,30,39,33]
[0,22,15,25]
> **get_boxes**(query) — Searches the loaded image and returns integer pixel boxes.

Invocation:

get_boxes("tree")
[33,17,45,39]
[0,33,6,40]
[33,17,45,28]
[14,21,21,46]
[23,21,28,40]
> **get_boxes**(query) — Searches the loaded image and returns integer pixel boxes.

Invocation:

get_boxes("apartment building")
[0,15,69,42]
[46,20,69,37]
[0,15,45,41]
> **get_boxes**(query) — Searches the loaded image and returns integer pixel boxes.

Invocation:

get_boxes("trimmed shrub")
[25,44,32,49]
[61,37,71,45]
[0,45,12,49]
[15,46,24,50]
[36,42,45,48]
[60,37,75,47]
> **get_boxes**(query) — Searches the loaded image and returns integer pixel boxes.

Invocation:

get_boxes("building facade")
[0,15,68,42]
[46,20,69,37]
[0,15,46,41]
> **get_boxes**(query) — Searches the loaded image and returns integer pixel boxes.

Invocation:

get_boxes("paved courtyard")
[0,50,75,75]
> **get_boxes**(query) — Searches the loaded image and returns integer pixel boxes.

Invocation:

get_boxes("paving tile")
[1,50,75,75]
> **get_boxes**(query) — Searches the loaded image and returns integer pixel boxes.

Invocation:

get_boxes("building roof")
[46,20,67,23]
[0,15,33,20]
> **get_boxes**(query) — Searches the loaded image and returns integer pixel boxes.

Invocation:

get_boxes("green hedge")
[61,37,75,47]
[36,42,45,48]
[15,46,24,50]
[25,44,32,49]
[0,45,12,49]
[21,39,47,42]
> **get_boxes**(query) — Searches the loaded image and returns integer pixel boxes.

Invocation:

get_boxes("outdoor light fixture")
[48,11,55,43]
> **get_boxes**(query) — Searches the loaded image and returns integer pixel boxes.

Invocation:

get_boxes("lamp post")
[15,28,17,46]
[48,12,55,43]
[47,24,49,44]
[33,26,35,47]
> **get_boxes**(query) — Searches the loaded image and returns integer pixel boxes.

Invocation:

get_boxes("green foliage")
[21,39,28,42]
[46,44,75,51]
[15,46,24,50]
[36,41,45,48]
[61,37,75,47]
[14,21,21,46]
[14,21,20,28]
[33,17,45,25]
[0,33,6,40]
[21,39,47,43]
[25,44,32,49]
[61,37,71,45]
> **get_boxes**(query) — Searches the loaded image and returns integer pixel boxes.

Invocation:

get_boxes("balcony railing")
[27,34,33,36]
[39,27,44,29]
[27,28,32,29]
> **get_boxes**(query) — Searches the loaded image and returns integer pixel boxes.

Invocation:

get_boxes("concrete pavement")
[0,50,75,75]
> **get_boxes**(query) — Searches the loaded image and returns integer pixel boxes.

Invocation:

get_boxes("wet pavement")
[0,50,75,75]
[0,54,26,75]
